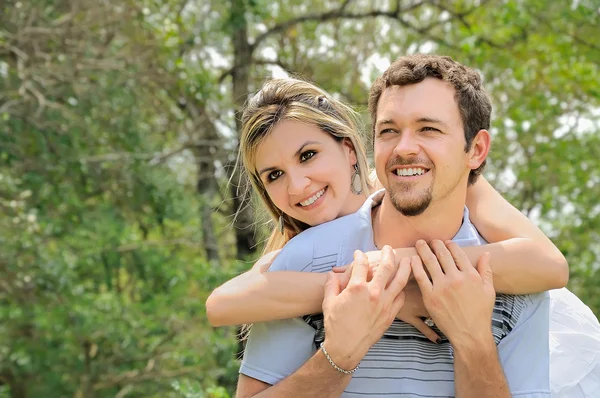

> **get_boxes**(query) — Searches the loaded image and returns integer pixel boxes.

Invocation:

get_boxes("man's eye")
[379,128,396,135]
[267,170,283,181]
[300,150,316,162]
[422,126,440,132]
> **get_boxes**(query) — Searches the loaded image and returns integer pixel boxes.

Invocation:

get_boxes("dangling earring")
[350,164,363,195]
[278,214,285,235]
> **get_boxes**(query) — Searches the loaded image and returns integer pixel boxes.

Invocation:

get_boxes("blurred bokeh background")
[1,0,598,396]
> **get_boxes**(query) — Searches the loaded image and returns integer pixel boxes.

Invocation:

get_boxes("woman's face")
[254,120,364,227]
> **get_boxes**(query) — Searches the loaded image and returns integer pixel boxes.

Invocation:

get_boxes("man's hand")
[333,255,440,343]
[321,246,410,370]
[411,239,496,347]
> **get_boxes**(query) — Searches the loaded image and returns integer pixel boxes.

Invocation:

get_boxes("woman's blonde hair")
[237,77,372,254]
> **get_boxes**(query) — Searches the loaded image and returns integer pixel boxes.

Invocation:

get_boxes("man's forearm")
[453,336,511,398]
[252,350,351,397]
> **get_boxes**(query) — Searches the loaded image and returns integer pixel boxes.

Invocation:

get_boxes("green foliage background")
[0,0,598,396]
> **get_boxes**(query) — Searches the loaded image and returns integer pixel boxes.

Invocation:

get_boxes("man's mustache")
[385,157,433,169]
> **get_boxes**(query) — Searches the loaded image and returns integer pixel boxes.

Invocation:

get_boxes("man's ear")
[342,138,358,165]
[467,130,491,170]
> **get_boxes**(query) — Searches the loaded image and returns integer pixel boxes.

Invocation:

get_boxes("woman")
[207,77,599,396]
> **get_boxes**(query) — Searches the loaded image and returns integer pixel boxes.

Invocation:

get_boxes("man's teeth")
[299,189,325,206]
[395,168,426,177]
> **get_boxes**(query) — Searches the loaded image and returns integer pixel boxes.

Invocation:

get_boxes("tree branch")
[251,2,428,50]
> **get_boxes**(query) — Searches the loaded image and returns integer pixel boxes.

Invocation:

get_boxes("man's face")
[373,78,472,216]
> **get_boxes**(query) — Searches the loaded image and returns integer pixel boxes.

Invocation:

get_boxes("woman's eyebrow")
[294,140,319,157]
[258,140,321,176]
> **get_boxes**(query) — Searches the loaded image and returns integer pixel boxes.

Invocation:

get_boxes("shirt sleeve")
[267,231,315,272]
[499,292,551,397]
[239,318,317,385]
[239,232,318,384]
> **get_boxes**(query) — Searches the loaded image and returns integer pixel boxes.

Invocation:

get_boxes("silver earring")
[278,215,285,235]
[350,164,363,195]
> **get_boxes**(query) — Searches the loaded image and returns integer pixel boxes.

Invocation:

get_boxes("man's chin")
[395,203,430,217]
[389,194,432,217]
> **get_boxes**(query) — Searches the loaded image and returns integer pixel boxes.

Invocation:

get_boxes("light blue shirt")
[240,190,551,397]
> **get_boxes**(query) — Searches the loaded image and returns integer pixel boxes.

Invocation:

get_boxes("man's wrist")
[451,332,497,359]
[321,340,363,371]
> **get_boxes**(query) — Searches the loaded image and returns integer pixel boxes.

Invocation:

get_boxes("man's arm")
[237,247,410,397]
[452,335,510,398]
[237,351,351,398]
[412,240,511,398]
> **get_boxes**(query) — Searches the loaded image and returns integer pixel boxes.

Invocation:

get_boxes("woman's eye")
[267,170,283,181]
[300,150,316,162]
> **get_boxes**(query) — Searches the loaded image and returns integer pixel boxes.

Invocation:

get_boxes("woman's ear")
[342,138,358,165]
[468,130,491,171]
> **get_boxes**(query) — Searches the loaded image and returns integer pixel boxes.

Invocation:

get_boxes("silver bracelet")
[319,342,360,374]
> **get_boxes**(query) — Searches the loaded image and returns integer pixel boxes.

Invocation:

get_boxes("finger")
[476,252,494,290]
[408,317,441,344]
[331,265,347,273]
[415,240,444,281]
[386,256,411,297]
[390,290,407,320]
[349,250,369,285]
[444,241,472,272]
[430,239,458,275]
[324,272,341,300]
[371,245,398,289]
[339,264,352,291]
[367,263,377,282]
[411,255,433,296]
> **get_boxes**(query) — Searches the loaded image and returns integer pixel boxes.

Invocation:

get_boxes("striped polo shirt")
[240,190,551,397]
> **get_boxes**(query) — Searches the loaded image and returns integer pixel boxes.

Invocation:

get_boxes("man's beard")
[389,182,433,216]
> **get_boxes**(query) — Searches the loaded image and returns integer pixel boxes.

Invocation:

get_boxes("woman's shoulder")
[269,201,376,272]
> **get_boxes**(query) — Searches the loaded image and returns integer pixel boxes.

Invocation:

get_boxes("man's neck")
[372,191,467,249]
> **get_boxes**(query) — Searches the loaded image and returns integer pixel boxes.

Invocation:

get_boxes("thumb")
[476,252,493,289]
[324,271,341,300]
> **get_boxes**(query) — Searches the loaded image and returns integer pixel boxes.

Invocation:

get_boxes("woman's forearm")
[462,238,567,294]
[394,239,567,295]
[206,271,326,326]
[466,177,569,294]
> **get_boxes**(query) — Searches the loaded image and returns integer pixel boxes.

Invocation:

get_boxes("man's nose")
[393,130,420,157]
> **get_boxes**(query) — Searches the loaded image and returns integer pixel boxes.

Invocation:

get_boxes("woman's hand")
[394,280,441,343]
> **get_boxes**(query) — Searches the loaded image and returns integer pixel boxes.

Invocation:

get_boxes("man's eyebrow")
[376,119,395,128]
[257,140,320,177]
[416,117,449,128]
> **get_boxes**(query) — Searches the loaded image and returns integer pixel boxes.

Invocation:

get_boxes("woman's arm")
[206,268,326,327]
[207,177,569,326]
[205,248,426,328]
[464,176,569,294]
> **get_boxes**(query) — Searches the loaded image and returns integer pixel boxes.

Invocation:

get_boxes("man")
[237,54,550,397]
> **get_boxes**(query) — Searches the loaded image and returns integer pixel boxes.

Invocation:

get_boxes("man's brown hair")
[368,54,492,184]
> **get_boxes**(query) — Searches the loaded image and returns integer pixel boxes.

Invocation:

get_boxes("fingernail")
[436,338,442,344]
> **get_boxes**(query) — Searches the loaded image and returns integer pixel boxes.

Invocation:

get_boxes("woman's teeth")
[299,188,325,206]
